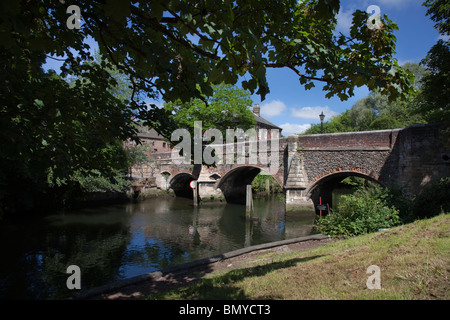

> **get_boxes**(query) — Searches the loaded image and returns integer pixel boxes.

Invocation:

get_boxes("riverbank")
[75,234,331,300]
[81,213,449,300]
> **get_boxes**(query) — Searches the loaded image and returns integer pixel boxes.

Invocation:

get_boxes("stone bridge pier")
[133,124,449,214]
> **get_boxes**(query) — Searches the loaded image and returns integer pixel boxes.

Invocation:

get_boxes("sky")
[44,0,443,136]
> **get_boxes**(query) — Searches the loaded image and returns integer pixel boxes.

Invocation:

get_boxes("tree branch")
[129,6,220,62]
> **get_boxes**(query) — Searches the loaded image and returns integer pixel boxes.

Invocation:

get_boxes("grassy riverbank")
[152,213,449,300]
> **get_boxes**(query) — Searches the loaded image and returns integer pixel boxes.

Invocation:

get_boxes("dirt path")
[76,235,333,300]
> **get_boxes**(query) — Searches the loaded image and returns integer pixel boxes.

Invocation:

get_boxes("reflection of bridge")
[133,124,449,212]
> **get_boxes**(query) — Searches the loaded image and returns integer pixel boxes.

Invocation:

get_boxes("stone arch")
[307,170,383,195]
[158,171,171,190]
[216,165,281,204]
[169,172,194,199]
[306,170,384,214]
[216,166,261,204]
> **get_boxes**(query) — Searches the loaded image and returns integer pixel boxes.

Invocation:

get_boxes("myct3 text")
[179,304,271,317]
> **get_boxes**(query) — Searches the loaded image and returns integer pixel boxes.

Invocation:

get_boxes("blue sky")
[44,0,443,136]
[258,0,443,135]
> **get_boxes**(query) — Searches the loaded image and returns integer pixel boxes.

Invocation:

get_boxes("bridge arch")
[169,172,194,199]
[216,165,281,204]
[307,170,384,214]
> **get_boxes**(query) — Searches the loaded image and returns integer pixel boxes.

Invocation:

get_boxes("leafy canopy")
[0,0,413,134]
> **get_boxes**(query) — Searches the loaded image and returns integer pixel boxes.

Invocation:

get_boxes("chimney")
[253,104,260,117]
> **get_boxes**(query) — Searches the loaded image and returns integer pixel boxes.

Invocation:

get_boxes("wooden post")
[246,185,253,219]
[265,178,270,194]
[319,196,322,217]
[193,181,199,207]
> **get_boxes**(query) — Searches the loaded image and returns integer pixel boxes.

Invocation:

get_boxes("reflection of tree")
[41,224,130,299]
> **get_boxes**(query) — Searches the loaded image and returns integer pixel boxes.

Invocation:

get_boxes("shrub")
[251,173,282,193]
[70,169,131,193]
[316,186,401,238]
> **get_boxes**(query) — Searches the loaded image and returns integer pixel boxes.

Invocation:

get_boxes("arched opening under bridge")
[217,166,282,205]
[307,171,383,215]
[169,173,195,199]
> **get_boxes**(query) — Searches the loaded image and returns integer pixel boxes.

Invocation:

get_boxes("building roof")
[136,126,165,140]
[253,113,283,130]
[251,104,282,131]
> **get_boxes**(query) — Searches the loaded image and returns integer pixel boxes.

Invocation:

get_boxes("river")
[0,195,316,299]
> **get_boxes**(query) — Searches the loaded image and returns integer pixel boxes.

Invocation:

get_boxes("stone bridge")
[133,124,449,212]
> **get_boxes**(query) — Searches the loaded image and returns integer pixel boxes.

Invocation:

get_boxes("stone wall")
[300,149,392,189]
[381,124,450,195]
[289,129,399,149]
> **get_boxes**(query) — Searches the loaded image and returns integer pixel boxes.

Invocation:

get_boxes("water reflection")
[0,195,316,299]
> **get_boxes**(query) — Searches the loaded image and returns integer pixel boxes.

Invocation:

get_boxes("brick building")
[252,104,282,139]
[125,126,171,153]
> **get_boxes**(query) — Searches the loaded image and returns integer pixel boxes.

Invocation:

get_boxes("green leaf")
[354,75,366,87]
[104,0,130,22]
[305,82,315,90]
[34,99,45,108]
[149,2,164,21]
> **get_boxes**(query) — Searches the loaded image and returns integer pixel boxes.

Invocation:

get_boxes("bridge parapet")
[289,129,399,150]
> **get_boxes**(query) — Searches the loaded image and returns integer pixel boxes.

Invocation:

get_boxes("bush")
[69,169,132,193]
[316,186,401,238]
[251,173,282,193]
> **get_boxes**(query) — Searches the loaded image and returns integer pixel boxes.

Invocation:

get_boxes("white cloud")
[335,0,413,35]
[291,106,338,121]
[375,0,412,8]
[280,123,311,136]
[438,34,450,42]
[260,100,287,118]
[335,8,354,34]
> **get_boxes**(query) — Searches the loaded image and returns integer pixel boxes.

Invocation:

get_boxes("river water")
[0,195,316,299]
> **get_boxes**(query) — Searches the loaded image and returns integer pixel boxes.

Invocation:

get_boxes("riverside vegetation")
[316,177,450,238]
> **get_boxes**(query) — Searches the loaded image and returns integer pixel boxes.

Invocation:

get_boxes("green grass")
[150,214,449,300]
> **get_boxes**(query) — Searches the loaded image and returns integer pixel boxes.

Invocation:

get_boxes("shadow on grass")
[154,255,324,300]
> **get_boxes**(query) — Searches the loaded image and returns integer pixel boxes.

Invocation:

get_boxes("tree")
[164,83,256,134]
[423,0,450,35]
[304,63,428,134]
[0,51,136,215]
[124,142,153,179]
[416,0,450,123]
